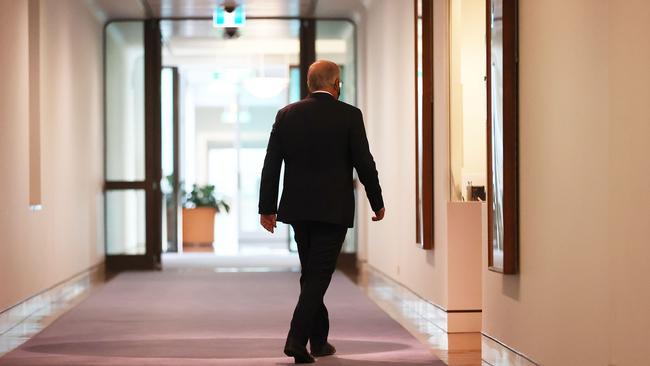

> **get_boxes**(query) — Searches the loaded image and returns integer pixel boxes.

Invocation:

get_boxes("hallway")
[0,268,443,365]
[2,0,650,365]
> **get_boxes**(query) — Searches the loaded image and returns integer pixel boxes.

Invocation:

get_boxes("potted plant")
[182,184,230,251]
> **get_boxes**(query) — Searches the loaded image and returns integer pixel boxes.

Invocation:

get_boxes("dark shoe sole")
[311,350,335,357]
[311,344,336,357]
[284,348,315,364]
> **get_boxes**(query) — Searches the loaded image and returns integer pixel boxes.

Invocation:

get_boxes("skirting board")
[363,263,482,333]
[482,332,540,366]
[448,311,482,333]
[0,263,104,336]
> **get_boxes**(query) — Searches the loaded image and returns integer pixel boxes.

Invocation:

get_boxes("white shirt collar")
[312,90,334,97]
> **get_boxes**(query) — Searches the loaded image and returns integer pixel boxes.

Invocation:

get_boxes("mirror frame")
[415,0,434,250]
[486,0,519,274]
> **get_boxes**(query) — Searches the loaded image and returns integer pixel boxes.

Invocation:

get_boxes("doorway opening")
[160,19,299,269]
[157,19,358,269]
[103,17,358,270]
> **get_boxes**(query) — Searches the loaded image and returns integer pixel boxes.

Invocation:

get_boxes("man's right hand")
[260,214,277,233]
[372,207,385,222]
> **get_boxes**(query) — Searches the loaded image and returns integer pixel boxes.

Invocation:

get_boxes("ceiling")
[149,0,313,18]
[101,0,361,77]
[89,0,368,22]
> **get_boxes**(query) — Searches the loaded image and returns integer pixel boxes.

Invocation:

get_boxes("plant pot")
[182,207,217,251]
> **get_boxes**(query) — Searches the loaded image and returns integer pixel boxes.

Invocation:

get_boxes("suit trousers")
[287,221,348,348]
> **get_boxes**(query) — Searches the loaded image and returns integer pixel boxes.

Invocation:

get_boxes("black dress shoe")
[284,338,315,364]
[311,342,336,357]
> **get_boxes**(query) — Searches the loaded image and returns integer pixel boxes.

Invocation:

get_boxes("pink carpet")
[0,269,443,365]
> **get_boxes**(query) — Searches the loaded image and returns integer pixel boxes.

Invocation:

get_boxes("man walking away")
[258,60,385,364]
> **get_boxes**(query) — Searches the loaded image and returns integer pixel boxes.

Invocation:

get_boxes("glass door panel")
[106,21,146,182]
[287,66,301,252]
[106,190,146,255]
[207,148,239,255]
[238,147,268,237]
[161,67,180,252]
[161,19,298,255]
[104,20,161,270]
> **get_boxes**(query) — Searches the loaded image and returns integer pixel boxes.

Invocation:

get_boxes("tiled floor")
[0,268,106,357]
[353,264,484,366]
[0,259,484,365]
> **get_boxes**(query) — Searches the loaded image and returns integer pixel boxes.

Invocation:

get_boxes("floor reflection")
[351,264,482,366]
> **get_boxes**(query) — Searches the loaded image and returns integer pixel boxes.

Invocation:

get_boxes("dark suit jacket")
[258,92,384,228]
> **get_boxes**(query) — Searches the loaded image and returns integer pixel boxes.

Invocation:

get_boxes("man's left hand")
[260,214,277,233]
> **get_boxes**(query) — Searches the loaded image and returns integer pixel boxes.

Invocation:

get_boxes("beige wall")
[0,0,104,312]
[609,2,650,364]
[483,0,650,365]
[362,0,649,363]
[483,0,611,363]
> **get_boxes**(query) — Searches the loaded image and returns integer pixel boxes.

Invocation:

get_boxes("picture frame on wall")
[415,0,434,250]
[486,0,519,274]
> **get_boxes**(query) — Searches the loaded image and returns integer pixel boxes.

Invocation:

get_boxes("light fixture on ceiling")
[213,3,245,39]
[223,0,238,13]
[223,27,240,39]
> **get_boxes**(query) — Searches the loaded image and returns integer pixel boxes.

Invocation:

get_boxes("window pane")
[289,66,301,103]
[106,21,145,181]
[106,190,146,255]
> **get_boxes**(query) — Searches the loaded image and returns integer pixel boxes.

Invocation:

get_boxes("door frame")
[104,19,162,270]
[104,16,357,270]
[161,66,181,253]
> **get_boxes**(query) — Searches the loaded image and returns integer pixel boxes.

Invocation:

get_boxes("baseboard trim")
[362,262,482,333]
[482,332,540,366]
[447,309,482,313]
[0,262,105,335]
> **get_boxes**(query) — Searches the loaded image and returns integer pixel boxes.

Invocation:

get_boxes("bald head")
[307,60,340,94]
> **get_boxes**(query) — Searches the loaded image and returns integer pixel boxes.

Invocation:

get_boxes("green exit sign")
[213,6,246,28]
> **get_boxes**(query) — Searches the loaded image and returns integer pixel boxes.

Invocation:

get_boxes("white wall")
[361,0,450,308]
[0,0,104,311]
[483,0,650,365]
